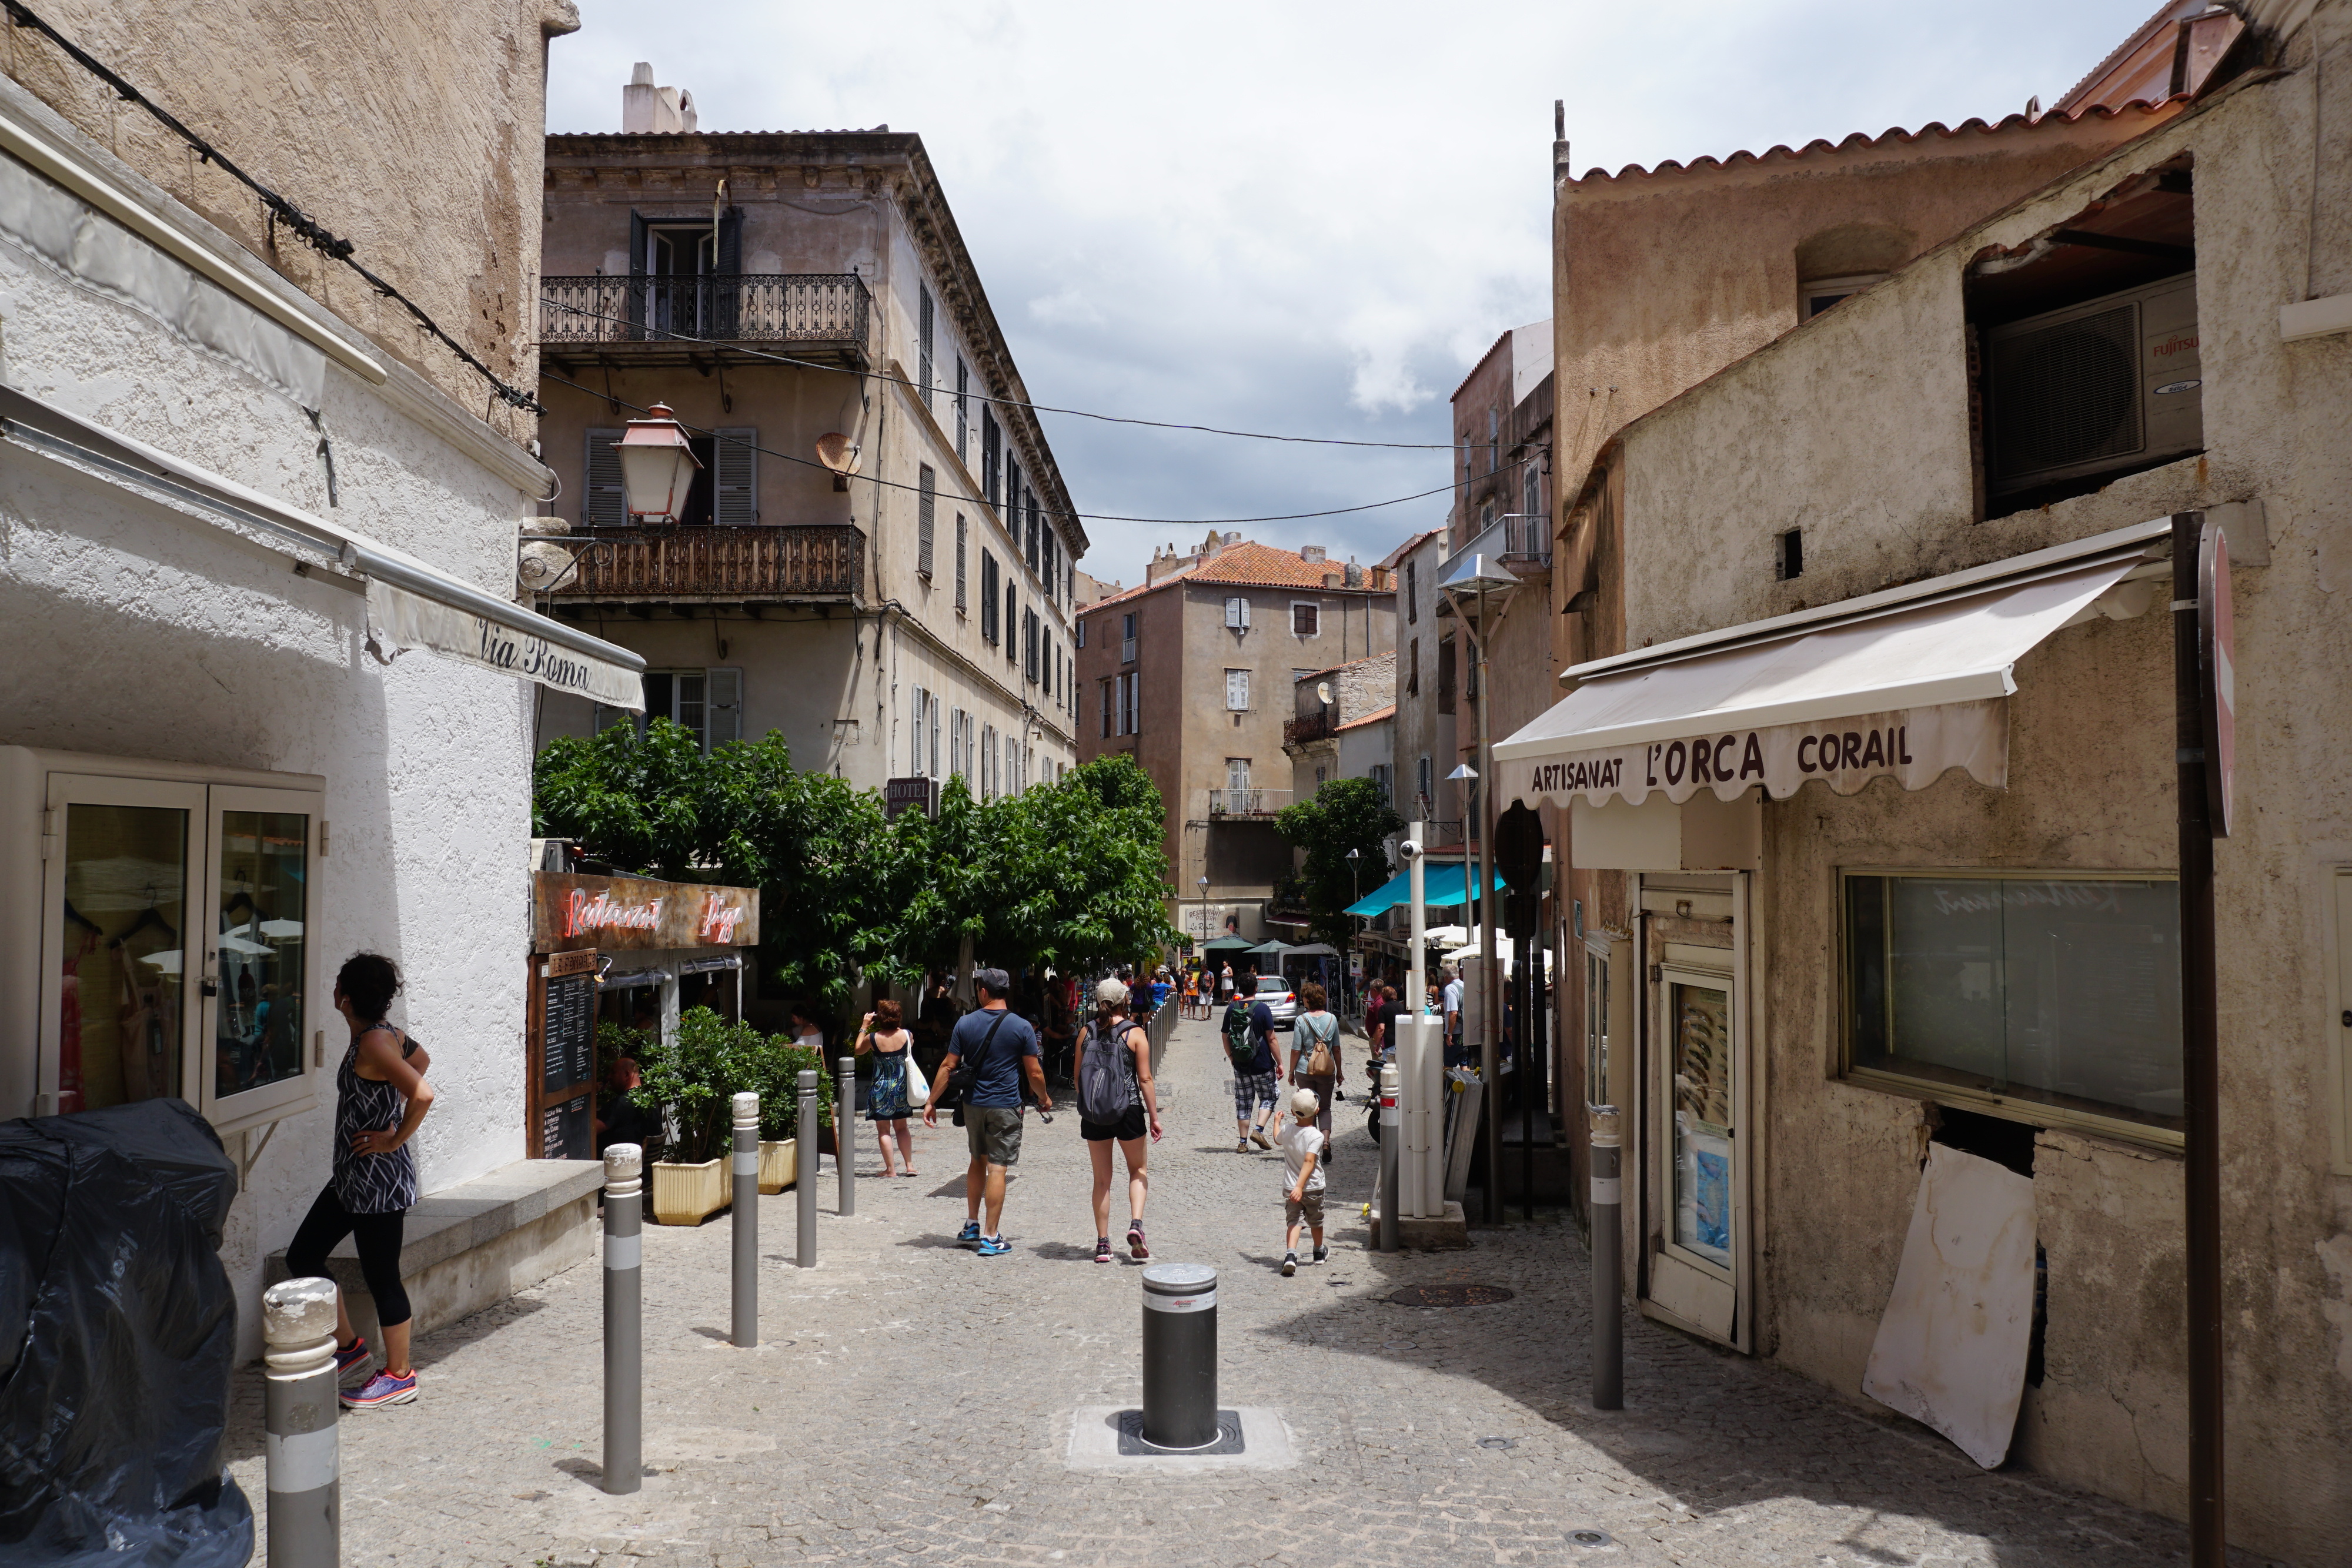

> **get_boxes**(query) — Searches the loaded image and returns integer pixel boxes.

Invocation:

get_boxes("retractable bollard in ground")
[1377,1066,1401,1253]
[262,1276,339,1567]
[603,1142,643,1495]
[1140,1263,1219,1450]
[796,1069,818,1268]
[731,1092,759,1348]
[1589,1104,1623,1410]
[836,1055,856,1216]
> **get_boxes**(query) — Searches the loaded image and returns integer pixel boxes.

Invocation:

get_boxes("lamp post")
[615,402,702,523]
[1345,847,1362,1018]
[1440,538,1519,1225]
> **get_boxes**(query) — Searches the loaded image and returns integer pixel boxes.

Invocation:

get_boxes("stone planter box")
[757,1139,796,1194]
[649,1157,728,1225]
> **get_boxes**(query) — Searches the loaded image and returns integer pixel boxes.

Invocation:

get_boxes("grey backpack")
[1076,1021,1139,1122]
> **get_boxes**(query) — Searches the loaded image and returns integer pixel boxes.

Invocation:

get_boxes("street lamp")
[1441,539,1519,1224]
[616,402,701,523]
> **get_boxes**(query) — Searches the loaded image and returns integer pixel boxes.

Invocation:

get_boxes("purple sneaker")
[333,1336,372,1384]
[340,1369,417,1409]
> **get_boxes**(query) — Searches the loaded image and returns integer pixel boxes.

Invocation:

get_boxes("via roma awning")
[1495,520,2174,808]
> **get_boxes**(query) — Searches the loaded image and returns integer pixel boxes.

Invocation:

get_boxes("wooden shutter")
[1005,583,1018,663]
[584,428,626,526]
[981,552,998,642]
[917,465,936,578]
[918,287,935,402]
[707,667,743,746]
[954,514,967,609]
[713,428,756,524]
[1227,668,1249,710]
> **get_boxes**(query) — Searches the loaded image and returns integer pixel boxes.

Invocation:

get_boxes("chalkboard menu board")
[540,1092,591,1161]
[542,973,595,1096]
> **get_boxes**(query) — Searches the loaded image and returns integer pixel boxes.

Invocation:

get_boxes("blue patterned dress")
[868,1037,917,1121]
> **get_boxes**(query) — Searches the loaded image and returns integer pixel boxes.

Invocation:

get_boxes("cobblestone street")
[225,1015,2208,1567]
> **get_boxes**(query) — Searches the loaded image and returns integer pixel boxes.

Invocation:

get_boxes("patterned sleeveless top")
[331,1024,419,1215]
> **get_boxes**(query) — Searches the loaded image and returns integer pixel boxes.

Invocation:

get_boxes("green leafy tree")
[1275,777,1405,952]
[533,719,718,881]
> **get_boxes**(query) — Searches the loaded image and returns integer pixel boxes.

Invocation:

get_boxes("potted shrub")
[753,1036,834,1193]
[636,1006,761,1225]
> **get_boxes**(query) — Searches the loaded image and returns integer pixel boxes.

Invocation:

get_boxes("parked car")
[1252,972,1297,1031]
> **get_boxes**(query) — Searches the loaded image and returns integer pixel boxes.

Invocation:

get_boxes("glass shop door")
[1647,946,1740,1343]
[201,784,320,1132]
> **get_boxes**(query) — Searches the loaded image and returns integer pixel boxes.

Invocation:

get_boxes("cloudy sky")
[548,0,2158,588]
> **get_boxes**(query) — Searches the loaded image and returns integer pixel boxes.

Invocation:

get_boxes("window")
[917,465,936,579]
[1007,459,1023,531]
[1777,527,1803,581]
[1115,671,1140,736]
[981,409,1001,504]
[1405,558,1418,624]
[1224,596,1250,630]
[1437,637,1456,715]
[1417,754,1432,811]
[1043,528,1058,605]
[1802,272,1883,319]
[584,427,625,526]
[712,428,756,524]
[1406,637,1420,697]
[1041,630,1053,695]
[1314,765,1328,789]
[633,667,742,752]
[1368,763,1392,804]
[980,551,1000,643]
[1225,668,1250,710]
[1100,680,1113,738]
[1843,870,2183,1136]
[954,515,968,610]
[1487,407,1499,472]
[950,706,964,778]
[956,359,970,460]
[1522,463,1541,533]
[1074,616,1086,649]
[1025,506,1039,575]
[1291,601,1319,637]
[918,285,935,404]
[1121,611,1137,666]
[1227,758,1250,791]
[909,688,929,777]
[1004,582,1018,664]
[1023,610,1039,684]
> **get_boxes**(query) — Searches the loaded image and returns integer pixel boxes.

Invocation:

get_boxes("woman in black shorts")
[1077,977,1160,1262]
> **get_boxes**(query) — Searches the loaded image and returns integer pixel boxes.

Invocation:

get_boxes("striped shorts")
[1233,1070,1280,1120]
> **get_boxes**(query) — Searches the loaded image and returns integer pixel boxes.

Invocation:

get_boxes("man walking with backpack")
[924,968,1052,1256]
[1225,979,1280,1153]
[1077,978,1161,1262]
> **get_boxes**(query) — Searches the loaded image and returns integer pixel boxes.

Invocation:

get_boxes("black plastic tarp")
[0,1098,252,1566]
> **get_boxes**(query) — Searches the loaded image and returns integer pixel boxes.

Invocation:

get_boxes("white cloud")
[550,0,2163,582]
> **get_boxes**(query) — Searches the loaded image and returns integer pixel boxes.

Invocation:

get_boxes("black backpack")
[1076,1019,1141,1121]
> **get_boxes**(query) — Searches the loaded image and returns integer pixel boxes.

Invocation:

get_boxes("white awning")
[1496,521,2173,808]
[0,382,646,708]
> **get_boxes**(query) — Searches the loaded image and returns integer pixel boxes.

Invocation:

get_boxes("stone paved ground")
[224,1014,2226,1567]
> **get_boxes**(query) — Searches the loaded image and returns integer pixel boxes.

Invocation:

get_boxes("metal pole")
[1523,951,1536,1222]
[796,1069,819,1269]
[1475,585,1501,1224]
[1140,1263,1220,1449]
[262,1276,339,1567]
[730,1092,758,1348]
[1588,1104,1623,1410]
[602,1143,643,1495]
[1378,1065,1401,1252]
[837,1055,857,1216]
[2173,511,2224,1564]
[1405,821,1428,1220]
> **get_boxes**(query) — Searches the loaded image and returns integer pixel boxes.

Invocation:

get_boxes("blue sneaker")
[333,1335,372,1385]
[975,1234,1011,1257]
[339,1369,417,1409]
[955,1221,982,1246]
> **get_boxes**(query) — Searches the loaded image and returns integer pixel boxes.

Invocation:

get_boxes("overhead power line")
[540,373,1461,527]
[539,298,1537,454]
[2,1,544,414]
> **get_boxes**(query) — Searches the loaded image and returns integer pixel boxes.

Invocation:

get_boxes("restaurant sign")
[530,872,760,953]
[1512,700,2008,809]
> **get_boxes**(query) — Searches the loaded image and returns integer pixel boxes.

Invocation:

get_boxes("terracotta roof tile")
[1579,96,2181,185]
[1079,541,1391,613]
[1338,704,1396,732]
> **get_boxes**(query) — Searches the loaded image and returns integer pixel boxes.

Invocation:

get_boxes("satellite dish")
[815,432,862,493]
[1317,682,1333,705]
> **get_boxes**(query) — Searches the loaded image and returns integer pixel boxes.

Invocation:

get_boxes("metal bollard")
[836,1055,856,1216]
[603,1142,643,1493]
[262,1276,339,1567]
[1589,1104,1623,1410]
[731,1092,759,1348]
[796,1069,818,1268]
[1377,1065,1401,1253]
[1139,1263,1219,1449]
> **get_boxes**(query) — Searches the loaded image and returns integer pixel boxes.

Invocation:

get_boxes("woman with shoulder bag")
[854,999,921,1178]
[1076,978,1161,1263]
[1288,979,1342,1161]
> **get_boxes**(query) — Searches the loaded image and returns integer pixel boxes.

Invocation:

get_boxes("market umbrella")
[1198,935,1255,955]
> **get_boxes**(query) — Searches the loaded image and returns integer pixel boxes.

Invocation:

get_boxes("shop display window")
[1668,975,1733,1269]
[58,800,191,1113]
[1843,870,2181,1139]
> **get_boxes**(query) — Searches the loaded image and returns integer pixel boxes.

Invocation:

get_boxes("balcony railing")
[553,524,863,600]
[1283,711,1336,747]
[1206,788,1291,817]
[538,274,873,356]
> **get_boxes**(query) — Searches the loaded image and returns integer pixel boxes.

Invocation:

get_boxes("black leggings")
[285,1184,411,1330]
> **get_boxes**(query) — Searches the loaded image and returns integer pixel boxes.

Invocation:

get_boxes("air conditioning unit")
[1983,272,2200,496]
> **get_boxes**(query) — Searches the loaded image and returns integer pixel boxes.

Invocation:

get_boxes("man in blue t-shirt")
[924,967,1050,1255]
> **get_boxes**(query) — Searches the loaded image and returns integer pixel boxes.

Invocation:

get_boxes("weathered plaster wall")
[1606,61,2352,1562]
[1391,530,1459,828]
[10,0,573,446]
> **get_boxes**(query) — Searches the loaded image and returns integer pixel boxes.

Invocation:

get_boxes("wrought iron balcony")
[538,274,873,366]
[1282,711,1337,747]
[1205,787,1291,818]
[550,524,863,603]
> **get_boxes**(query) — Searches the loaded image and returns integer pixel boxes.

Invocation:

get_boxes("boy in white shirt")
[1279,1087,1327,1276]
